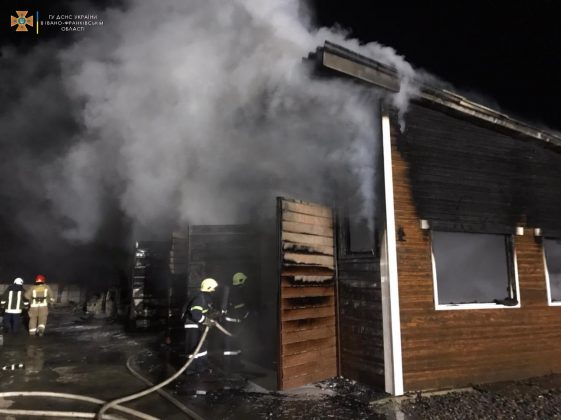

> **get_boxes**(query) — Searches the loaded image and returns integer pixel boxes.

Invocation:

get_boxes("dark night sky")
[3,1,561,128]
[309,1,561,130]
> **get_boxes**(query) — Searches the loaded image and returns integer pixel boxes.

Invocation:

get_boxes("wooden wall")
[398,103,561,235]
[391,104,561,391]
[278,198,337,390]
[337,224,384,388]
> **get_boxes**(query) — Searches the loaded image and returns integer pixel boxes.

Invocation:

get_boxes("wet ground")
[0,308,389,419]
[0,308,185,419]
[2,308,561,419]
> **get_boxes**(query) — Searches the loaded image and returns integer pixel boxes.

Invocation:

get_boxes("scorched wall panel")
[278,198,337,390]
[390,105,561,391]
[337,246,384,387]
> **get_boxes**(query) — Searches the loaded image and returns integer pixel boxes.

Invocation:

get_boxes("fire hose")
[126,354,206,420]
[0,320,231,419]
[97,319,232,419]
[0,391,157,419]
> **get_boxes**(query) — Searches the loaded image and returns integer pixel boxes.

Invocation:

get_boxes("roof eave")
[317,41,561,148]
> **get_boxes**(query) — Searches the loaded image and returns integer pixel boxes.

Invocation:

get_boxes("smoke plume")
[2,0,422,248]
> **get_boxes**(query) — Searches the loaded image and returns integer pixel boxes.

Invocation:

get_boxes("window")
[544,238,561,305]
[337,215,378,258]
[431,230,520,310]
[348,216,376,253]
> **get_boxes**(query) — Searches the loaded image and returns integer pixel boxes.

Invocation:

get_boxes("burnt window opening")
[431,230,519,308]
[544,238,561,304]
[338,214,379,258]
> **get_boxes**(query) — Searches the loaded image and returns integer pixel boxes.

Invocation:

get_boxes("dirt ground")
[1,307,561,419]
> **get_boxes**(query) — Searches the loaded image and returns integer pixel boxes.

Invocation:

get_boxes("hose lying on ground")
[0,321,231,419]
[0,391,157,419]
[97,320,232,419]
[126,355,205,420]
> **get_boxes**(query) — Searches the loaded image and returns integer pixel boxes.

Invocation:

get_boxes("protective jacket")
[184,293,210,325]
[24,284,55,308]
[183,292,214,361]
[1,284,28,314]
[224,285,249,324]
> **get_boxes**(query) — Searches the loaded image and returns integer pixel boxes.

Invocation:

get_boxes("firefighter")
[223,272,249,371]
[0,278,29,334]
[24,274,55,337]
[183,278,218,373]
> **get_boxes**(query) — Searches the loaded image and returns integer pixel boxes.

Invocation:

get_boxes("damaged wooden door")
[277,197,337,389]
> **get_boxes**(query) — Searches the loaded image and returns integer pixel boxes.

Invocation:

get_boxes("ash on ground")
[401,375,561,420]
[196,376,387,420]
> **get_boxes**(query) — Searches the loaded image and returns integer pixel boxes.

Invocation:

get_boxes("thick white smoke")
[41,0,420,240]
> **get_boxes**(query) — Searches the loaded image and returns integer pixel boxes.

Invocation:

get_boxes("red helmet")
[35,274,46,284]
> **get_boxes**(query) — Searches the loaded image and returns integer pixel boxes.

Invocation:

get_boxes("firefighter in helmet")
[183,278,219,373]
[24,274,55,336]
[223,272,249,371]
[1,278,29,334]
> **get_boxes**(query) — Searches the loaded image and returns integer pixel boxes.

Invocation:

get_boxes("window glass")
[432,231,515,305]
[544,238,561,302]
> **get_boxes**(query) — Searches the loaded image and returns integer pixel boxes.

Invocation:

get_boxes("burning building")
[299,41,561,395]
[4,0,561,401]
[129,40,561,396]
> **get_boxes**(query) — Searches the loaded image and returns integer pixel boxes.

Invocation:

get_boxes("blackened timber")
[283,252,334,269]
[336,213,384,388]
[282,232,334,247]
[278,197,337,389]
[282,242,334,256]
[281,267,334,277]
[318,41,561,149]
[399,103,561,233]
[389,109,561,391]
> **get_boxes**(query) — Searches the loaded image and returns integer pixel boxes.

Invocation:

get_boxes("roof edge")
[317,41,561,148]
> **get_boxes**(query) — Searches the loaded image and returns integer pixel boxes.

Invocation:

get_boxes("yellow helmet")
[232,272,247,286]
[200,278,218,292]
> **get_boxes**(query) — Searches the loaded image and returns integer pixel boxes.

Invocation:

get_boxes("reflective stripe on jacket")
[1,286,28,314]
[184,293,210,325]
[25,285,54,308]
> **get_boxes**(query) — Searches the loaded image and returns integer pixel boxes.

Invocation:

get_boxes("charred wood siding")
[398,103,561,234]
[278,198,337,390]
[390,107,561,391]
[337,230,384,388]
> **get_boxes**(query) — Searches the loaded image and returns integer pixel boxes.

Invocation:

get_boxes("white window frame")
[543,238,561,306]
[430,232,521,310]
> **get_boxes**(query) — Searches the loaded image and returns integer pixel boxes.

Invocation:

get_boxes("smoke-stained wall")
[390,104,561,391]
[399,102,561,234]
